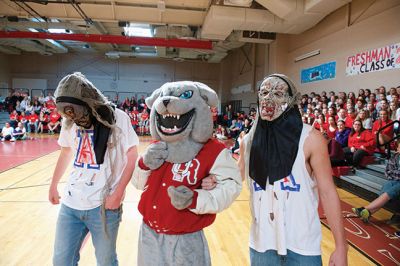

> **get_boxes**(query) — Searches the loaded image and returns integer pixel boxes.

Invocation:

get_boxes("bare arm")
[238,142,246,181]
[105,146,138,209]
[49,147,73,204]
[307,130,348,265]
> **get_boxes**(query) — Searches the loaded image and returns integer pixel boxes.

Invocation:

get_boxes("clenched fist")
[142,141,168,170]
[167,185,194,210]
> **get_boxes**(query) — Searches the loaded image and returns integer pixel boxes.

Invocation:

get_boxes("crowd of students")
[0,92,153,142]
[300,86,400,168]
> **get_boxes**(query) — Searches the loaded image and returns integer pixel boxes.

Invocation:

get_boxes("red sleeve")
[372,121,379,134]
[361,131,376,153]
[348,134,355,148]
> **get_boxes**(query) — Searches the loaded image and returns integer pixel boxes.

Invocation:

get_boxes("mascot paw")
[143,141,168,170]
[167,185,194,210]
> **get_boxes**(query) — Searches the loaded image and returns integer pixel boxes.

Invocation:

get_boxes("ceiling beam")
[0,31,213,49]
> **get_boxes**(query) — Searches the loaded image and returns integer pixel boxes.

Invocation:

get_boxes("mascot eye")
[179,90,193,99]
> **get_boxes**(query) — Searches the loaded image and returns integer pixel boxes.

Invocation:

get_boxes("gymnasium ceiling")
[0,0,352,62]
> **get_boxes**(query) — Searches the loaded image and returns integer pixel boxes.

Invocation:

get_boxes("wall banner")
[301,61,336,84]
[346,43,400,76]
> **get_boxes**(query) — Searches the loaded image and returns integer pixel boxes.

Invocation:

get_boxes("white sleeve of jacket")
[131,159,151,190]
[190,149,242,214]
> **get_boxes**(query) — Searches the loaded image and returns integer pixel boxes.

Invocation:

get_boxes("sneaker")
[395,231,400,238]
[360,208,371,223]
[10,137,16,142]
[352,207,365,217]
[386,214,400,225]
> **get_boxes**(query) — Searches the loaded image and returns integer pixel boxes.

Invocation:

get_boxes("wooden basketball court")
[0,134,392,265]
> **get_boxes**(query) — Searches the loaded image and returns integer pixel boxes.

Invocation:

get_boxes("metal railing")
[376,120,400,159]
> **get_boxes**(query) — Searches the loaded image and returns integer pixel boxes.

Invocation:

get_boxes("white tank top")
[247,124,321,256]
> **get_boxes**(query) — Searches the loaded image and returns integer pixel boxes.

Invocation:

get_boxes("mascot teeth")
[156,109,195,136]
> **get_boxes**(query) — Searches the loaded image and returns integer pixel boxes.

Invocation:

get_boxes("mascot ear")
[195,82,218,108]
[145,88,162,109]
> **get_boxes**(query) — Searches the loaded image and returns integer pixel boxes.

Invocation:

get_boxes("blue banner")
[301,61,336,84]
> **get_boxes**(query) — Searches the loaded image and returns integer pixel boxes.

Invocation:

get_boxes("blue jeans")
[250,248,322,266]
[53,204,122,266]
[381,180,400,200]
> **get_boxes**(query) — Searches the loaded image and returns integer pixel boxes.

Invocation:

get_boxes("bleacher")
[333,152,400,214]
[0,112,10,127]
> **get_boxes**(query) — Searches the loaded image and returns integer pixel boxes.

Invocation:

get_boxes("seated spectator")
[242,118,252,134]
[229,118,243,138]
[352,142,400,223]
[48,109,61,134]
[367,102,378,122]
[335,120,351,148]
[324,132,346,167]
[19,111,28,130]
[37,110,49,133]
[27,111,39,133]
[372,109,394,147]
[15,100,23,113]
[211,107,218,129]
[129,106,139,132]
[344,119,375,168]
[13,122,27,140]
[312,113,326,131]
[9,110,18,128]
[139,108,150,136]
[215,124,228,140]
[357,109,372,130]
[231,131,246,154]
[345,108,357,128]
[32,99,42,113]
[324,116,337,139]
[389,100,399,121]
[1,122,15,142]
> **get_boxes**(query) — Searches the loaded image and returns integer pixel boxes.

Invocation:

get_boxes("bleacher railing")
[376,120,400,159]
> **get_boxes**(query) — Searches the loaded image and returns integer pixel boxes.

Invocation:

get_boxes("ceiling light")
[48,28,71,34]
[124,23,153,37]
[294,49,320,62]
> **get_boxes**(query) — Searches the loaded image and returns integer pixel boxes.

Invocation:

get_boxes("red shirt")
[348,130,375,154]
[49,112,61,123]
[130,110,139,125]
[9,114,18,121]
[138,139,225,235]
[372,119,393,138]
[46,100,56,111]
[326,126,337,139]
[345,116,355,129]
[18,115,27,122]
[29,114,38,123]
[141,113,149,121]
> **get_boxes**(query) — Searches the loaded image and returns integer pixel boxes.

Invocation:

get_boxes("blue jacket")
[335,128,351,147]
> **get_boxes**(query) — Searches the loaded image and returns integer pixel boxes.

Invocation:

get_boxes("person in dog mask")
[48,72,139,265]
[205,74,347,265]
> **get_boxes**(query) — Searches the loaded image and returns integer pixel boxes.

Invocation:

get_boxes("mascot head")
[146,81,218,162]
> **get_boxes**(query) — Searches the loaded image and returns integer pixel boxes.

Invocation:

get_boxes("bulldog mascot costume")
[132,81,242,266]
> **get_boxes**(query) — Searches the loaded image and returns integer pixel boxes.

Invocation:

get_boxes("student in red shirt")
[27,111,39,133]
[9,110,18,128]
[48,109,61,134]
[130,106,139,132]
[325,116,338,139]
[211,107,218,129]
[372,109,394,147]
[345,108,356,129]
[19,111,28,130]
[344,119,375,168]
[139,109,149,136]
